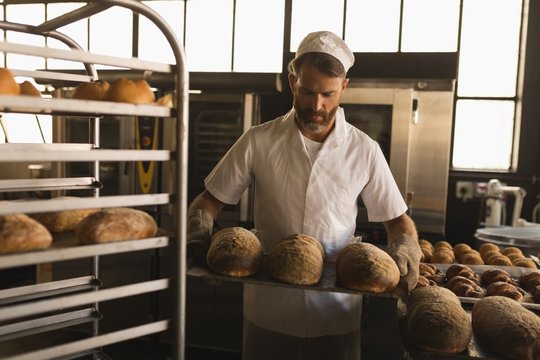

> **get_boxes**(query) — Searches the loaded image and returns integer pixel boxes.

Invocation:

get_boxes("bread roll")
[453,243,471,261]
[485,281,523,301]
[419,263,445,284]
[472,296,540,360]
[406,286,472,353]
[434,240,452,251]
[206,227,262,277]
[481,268,514,286]
[431,247,455,264]
[519,271,540,292]
[446,264,480,284]
[269,233,324,285]
[72,80,110,101]
[76,207,157,244]
[479,243,500,256]
[420,245,432,263]
[105,78,155,104]
[0,68,20,95]
[460,251,484,265]
[19,81,41,97]
[481,250,501,263]
[0,213,52,253]
[513,258,537,269]
[336,242,400,293]
[488,255,513,266]
[501,246,523,257]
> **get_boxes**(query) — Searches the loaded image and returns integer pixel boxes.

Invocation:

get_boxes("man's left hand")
[387,233,422,292]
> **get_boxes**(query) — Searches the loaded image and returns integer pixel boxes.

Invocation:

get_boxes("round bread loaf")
[105,78,155,104]
[0,68,20,95]
[0,213,52,253]
[76,207,157,244]
[406,286,472,354]
[269,233,324,285]
[72,80,110,101]
[206,227,262,277]
[31,207,98,233]
[19,80,41,97]
[336,242,400,293]
[472,296,540,360]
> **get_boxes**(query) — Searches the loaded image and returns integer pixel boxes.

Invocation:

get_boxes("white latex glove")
[387,233,422,292]
[187,208,213,263]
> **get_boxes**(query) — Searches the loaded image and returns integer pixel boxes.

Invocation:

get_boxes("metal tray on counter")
[187,255,397,298]
[475,226,540,250]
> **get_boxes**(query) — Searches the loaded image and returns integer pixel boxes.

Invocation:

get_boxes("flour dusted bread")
[104,78,155,104]
[0,213,52,253]
[206,227,262,277]
[30,197,99,232]
[76,207,157,244]
[406,286,472,354]
[472,296,540,360]
[336,242,400,293]
[269,233,324,285]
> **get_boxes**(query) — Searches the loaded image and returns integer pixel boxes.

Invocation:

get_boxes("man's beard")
[294,101,338,134]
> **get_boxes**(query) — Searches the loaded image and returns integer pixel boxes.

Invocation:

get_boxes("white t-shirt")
[205,107,407,337]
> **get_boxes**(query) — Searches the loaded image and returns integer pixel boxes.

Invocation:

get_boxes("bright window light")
[401,0,459,52]
[89,6,133,69]
[234,0,285,73]
[5,4,45,70]
[46,2,88,70]
[291,0,344,52]
[452,100,515,170]
[458,0,523,97]
[185,0,233,72]
[0,113,52,144]
[140,1,184,65]
[345,0,400,52]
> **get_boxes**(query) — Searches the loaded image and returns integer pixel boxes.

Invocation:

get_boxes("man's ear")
[342,77,350,91]
[288,73,297,93]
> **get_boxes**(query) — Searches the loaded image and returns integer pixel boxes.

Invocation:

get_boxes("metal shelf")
[0,236,169,269]
[0,194,170,215]
[0,177,101,193]
[0,95,173,117]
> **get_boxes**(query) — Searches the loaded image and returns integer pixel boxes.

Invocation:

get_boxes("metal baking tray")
[475,226,540,250]
[187,255,396,298]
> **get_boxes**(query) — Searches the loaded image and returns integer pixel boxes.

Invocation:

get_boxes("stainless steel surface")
[0,177,100,193]
[0,1,188,358]
[0,279,169,322]
[475,226,540,249]
[0,194,170,215]
[3,320,169,360]
[34,3,113,33]
[0,42,173,73]
[341,82,454,234]
[0,95,173,117]
[0,276,98,305]
[0,308,100,341]
[188,256,397,297]
[0,236,169,269]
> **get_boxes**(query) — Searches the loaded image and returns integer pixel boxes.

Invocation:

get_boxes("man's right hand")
[187,208,213,264]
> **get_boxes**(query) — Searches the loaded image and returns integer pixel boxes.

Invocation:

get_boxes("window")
[452,0,524,170]
[5,4,45,70]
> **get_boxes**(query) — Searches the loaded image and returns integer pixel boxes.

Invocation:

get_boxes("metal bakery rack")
[0,1,188,359]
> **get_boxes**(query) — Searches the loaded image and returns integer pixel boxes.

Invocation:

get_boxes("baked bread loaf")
[446,275,484,298]
[406,286,472,353]
[72,80,110,101]
[0,213,52,253]
[30,197,99,232]
[446,264,480,284]
[336,242,400,293]
[206,227,262,277]
[104,78,155,104]
[472,296,540,360]
[0,68,20,95]
[513,258,537,269]
[19,81,41,97]
[419,263,445,284]
[269,233,324,285]
[479,243,500,257]
[76,207,157,244]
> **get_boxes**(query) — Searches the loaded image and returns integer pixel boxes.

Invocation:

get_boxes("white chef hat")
[295,31,355,73]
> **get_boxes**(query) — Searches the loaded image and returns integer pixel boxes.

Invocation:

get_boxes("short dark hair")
[288,52,346,78]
